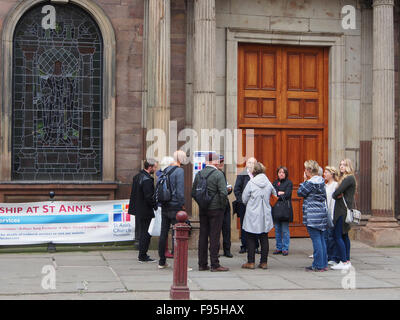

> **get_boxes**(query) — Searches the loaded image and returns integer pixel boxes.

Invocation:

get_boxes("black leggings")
[247,232,269,264]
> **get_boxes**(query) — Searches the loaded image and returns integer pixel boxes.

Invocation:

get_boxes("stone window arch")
[1,0,116,182]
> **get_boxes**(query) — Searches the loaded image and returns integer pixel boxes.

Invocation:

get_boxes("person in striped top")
[297,160,328,272]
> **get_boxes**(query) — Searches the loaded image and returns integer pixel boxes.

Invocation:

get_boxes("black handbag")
[232,200,239,215]
[272,199,291,221]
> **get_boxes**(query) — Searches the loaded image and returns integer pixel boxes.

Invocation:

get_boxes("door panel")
[244,50,259,88]
[254,129,281,182]
[239,45,281,125]
[282,130,324,236]
[238,44,329,238]
[253,129,324,237]
[282,47,324,125]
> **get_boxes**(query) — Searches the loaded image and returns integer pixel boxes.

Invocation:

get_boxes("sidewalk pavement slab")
[0,239,399,299]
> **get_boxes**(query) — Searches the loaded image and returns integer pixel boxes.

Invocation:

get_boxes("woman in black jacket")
[272,166,293,256]
[331,159,356,271]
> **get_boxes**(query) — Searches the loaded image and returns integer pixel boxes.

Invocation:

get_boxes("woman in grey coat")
[241,162,276,269]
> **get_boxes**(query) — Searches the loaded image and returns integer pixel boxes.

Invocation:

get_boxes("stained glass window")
[12,3,103,181]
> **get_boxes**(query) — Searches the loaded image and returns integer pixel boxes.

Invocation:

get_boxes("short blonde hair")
[325,166,339,182]
[173,150,187,165]
[246,157,257,171]
[304,160,320,175]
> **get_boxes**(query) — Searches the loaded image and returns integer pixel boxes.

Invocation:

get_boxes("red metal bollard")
[170,211,191,300]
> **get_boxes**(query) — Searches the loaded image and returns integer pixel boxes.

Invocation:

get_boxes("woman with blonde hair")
[324,166,339,265]
[297,160,328,272]
[331,159,356,270]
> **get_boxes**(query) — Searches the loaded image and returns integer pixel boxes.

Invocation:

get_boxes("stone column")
[359,4,373,215]
[146,0,171,160]
[361,0,400,246]
[329,38,346,167]
[185,0,194,128]
[191,0,216,219]
[192,0,216,149]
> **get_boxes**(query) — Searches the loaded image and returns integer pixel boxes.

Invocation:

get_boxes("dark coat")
[332,175,356,234]
[191,166,228,211]
[128,169,157,219]
[222,170,232,214]
[272,178,294,222]
[161,165,185,213]
[233,170,251,216]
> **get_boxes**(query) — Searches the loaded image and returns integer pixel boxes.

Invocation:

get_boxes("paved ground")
[0,239,399,300]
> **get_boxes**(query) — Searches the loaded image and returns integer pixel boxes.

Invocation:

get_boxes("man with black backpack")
[192,152,229,272]
[156,150,186,269]
[128,159,158,263]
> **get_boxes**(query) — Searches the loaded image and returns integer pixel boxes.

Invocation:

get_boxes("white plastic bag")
[148,207,162,236]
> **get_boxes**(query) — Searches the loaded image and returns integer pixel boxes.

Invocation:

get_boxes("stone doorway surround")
[0,0,116,183]
[225,28,346,177]
[223,28,345,242]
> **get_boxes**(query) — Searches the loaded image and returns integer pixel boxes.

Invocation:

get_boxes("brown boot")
[210,266,229,272]
[241,262,255,269]
[258,263,268,269]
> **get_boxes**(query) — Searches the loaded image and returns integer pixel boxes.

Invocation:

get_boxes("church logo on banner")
[112,204,133,236]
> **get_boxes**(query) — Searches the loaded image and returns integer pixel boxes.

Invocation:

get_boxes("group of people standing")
[128,150,357,273]
[233,157,356,272]
[298,158,356,271]
[128,150,186,268]
[128,151,232,271]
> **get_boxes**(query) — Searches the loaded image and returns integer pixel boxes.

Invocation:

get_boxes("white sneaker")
[158,263,169,269]
[328,260,337,266]
[330,261,351,270]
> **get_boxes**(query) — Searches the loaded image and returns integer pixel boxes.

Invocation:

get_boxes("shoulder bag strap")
[342,196,349,210]
[165,165,178,176]
[203,167,217,179]
[204,168,219,201]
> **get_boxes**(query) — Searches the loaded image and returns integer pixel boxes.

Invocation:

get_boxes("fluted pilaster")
[371,0,395,217]
[185,0,194,127]
[193,0,216,149]
[147,0,170,158]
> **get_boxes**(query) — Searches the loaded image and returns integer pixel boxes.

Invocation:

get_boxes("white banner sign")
[0,200,134,245]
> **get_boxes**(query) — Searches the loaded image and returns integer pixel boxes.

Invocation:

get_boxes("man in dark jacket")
[158,150,187,269]
[128,159,158,262]
[192,152,229,272]
[217,155,233,258]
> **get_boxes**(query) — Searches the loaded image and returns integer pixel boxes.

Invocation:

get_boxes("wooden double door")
[238,44,329,237]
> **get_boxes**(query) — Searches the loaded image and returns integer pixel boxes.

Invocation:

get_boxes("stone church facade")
[0,0,399,246]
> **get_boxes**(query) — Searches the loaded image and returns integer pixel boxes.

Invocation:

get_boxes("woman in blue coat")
[297,160,328,272]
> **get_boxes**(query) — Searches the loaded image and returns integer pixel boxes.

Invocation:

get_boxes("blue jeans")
[325,227,339,262]
[307,227,328,270]
[333,216,351,262]
[274,221,290,251]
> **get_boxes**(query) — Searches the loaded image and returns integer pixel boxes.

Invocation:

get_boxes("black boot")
[224,251,233,258]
